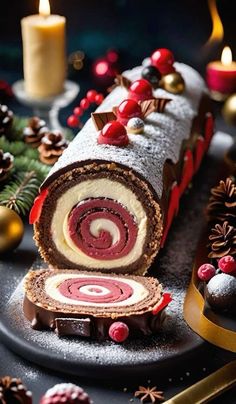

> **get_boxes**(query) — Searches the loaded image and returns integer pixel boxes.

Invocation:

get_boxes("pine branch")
[0,136,27,156]
[9,116,28,141]
[0,172,41,215]
[14,156,50,181]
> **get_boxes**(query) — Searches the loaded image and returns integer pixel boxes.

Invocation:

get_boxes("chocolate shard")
[92,111,117,131]
[140,98,172,118]
[107,74,132,93]
[55,317,91,337]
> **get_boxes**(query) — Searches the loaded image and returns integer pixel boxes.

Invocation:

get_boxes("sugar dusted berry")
[109,321,129,342]
[218,255,236,274]
[40,383,92,404]
[197,263,216,281]
[128,79,153,102]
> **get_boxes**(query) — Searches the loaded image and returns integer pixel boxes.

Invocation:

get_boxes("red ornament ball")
[73,106,83,116]
[128,79,153,102]
[40,383,92,404]
[151,48,175,75]
[86,89,97,103]
[67,115,79,128]
[80,98,90,110]
[117,99,142,125]
[197,263,216,282]
[98,121,129,146]
[109,321,129,342]
[218,255,236,274]
[95,93,104,105]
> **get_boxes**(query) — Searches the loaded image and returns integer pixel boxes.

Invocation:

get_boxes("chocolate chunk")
[55,317,91,337]
[92,112,117,131]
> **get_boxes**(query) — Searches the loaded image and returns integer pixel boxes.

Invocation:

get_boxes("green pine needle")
[0,171,41,216]
[14,156,50,181]
[0,136,27,156]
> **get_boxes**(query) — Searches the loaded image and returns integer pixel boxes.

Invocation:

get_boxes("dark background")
[0,0,235,79]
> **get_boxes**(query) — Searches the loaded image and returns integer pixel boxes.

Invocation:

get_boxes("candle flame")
[206,0,224,46]
[39,0,51,17]
[221,46,232,66]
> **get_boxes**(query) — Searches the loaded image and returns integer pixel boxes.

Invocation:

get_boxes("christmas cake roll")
[31,50,213,275]
[23,269,171,342]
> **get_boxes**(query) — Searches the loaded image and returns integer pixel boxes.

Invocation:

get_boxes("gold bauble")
[161,72,185,94]
[0,206,24,254]
[222,94,236,126]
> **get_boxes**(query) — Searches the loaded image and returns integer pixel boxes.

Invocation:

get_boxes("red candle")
[206,46,236,101]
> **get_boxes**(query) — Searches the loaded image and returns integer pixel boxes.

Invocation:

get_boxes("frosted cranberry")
[80,98,90,110]
[109,322,129,342]
[151,48,175,75]
[117,99,142,125]
[86,89,97,102]
[218,256,236,274]
[197,263,216,282]
[128,79,153,102]
[95,93,104,105]
[67,115,79,128]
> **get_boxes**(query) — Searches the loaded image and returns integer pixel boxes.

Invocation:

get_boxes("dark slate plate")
[0,134,232,378]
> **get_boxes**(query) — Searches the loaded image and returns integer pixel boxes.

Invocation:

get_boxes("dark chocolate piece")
[91,111,116,131]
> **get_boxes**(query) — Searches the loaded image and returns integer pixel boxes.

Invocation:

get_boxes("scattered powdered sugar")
[207,273,236,298]
[1,133,230,374]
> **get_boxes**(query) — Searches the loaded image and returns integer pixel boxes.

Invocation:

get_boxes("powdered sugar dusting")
[207,273,236,298]
[44,63,206,198]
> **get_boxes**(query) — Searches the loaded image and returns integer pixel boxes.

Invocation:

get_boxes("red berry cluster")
[197,255,236,282]
[67,89,104,128]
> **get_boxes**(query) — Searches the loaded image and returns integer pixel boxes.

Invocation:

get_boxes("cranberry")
[117,99,142,125]
[95,93,104,105]
[80,98,90,110]
[151,48,175,75]
[67,115,79,128]
[128,79,153,102]
[86,89,97,102]
[73,106,83,116]
[197,263,216,282]
[109,322,129,342]
[218,255,236,274]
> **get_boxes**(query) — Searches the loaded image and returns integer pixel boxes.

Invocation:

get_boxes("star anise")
[134,386,164,403]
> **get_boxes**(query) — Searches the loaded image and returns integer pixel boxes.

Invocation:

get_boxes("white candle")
[21,0,66,99]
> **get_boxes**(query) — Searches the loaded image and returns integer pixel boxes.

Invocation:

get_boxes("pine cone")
[0,104,13,137]
[0,149,14,182]
[38,130,68,165]
[0,376,32,404]
[208,221,236,259]
[23,117,48,148]
[207,177,236,225]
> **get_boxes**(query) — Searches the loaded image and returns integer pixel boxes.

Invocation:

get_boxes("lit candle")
[206,46,236,101]
[21,0,66,99]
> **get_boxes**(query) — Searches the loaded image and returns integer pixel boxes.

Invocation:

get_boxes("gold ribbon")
[184,233,236,353]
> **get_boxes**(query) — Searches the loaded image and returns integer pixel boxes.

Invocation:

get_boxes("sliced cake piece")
[23,269,171,342]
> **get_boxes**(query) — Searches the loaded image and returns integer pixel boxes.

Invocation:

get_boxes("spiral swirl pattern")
[68,198,138,260]
[59,277,133,303]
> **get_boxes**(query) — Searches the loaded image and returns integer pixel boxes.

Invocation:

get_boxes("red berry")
[67,115,79,128]
[86,89,97,102]
[40,383,92,404]
[95,93,104,105]
[197,263,216,281]
[80,98,90,110]
[109,322,129,342]
[128,79,153,102]
[98,121,129,146]
[117,99,142,125]
[218,255,236,274]
[73,106,83,116]
[151,48,175,75]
